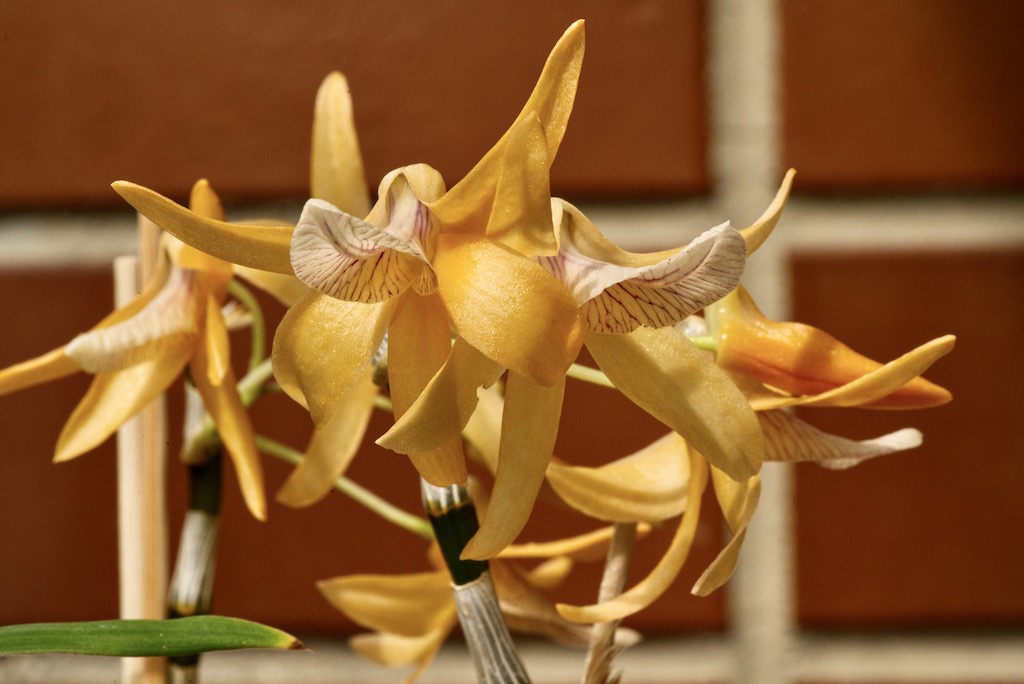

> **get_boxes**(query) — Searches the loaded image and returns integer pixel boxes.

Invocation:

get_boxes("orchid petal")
[317,572,454,638]
[387,294,468,486]
[185,179,222,222]
[463,372,565,560]
[272,290,394,426]
[739,168,795,256]
[276,366,378,508]
[231,266,308,307]
[290,197,433,303]
[499,523,652,564]
[753,334,957,410]
[711,286,954,409]
[483,113,557,257]
[0,347,80,396]
[65,267,202,374]
[585,327,762,480]
[461,385,503,473]
[191,327,266,521]
[691,469,760,596]
[378,337,504,455]
[203,293,231,387]
[543,202,746,334]
[490,560,594,647]
[758,409,923,469]
[557,451,708,623]
[112,181,294,274]
[311,71,371,218]
[0,255,173,395]
[524,557,574,589]
[435,20,584,232]
[349,630,448,673]
[55,354,189,462]
[546,432,690,523]
[434,233,583,386]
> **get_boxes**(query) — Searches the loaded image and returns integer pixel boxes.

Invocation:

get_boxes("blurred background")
[1,1,1022,682]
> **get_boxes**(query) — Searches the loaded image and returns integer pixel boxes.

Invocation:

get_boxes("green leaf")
[0,616,304,657]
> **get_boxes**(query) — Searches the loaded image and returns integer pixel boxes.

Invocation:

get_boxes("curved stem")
[255,434,434,540]
[226,279,266,373]
[582,522,638,684]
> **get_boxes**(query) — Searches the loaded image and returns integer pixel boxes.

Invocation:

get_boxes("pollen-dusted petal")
[541,202,746,333]
[739,168,795,256]
[291,198,430,303]
[276,366,378,508]
[462,372,565,560]
[585,327,762,481]
[311,72,371,218]
[378,337,504,455]
[711,286,954,409]
[758,409,923,469]
[65,267,202,374]
[691,469,760,596]
[434,20,584,232]
[546,432,690,523]
[483,113,558,258]
[272,290,395,426]
[0,347,80,396]
[113,181,295,274]
[317,571,454,638]
[55,354,190,462]
[387,293,469,487]
[434,233,584,387]
[557,451,708,623]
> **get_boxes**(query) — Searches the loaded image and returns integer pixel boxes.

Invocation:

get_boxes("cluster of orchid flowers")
[0,20,954,683]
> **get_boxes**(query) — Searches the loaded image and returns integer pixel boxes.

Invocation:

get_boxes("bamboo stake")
[116,215,168,684]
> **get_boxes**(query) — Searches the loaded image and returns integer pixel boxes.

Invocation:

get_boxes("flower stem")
[581,522,637,684]
[168,389,224,682]
[255,434,434,540]
[566,363,614,388]
[226,279,266,373]
[421,480,531,683]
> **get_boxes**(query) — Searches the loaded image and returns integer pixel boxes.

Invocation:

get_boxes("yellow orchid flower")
[319,530,639,683]
[112,22,589,559]
[535,196,763,484]
[0,181,268,520]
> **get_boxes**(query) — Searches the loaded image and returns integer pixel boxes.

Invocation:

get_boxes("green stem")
[227,279,266,373]
[689,335,717,352]
[566,363,614,388]
[255,434,434,540]
[237,357,274,406]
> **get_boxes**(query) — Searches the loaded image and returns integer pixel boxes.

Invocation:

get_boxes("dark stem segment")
[421,480,531,683]
[167,445,222,677]
[421,481,488,586]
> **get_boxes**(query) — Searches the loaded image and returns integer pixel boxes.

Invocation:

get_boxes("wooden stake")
[116,216,168,684]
